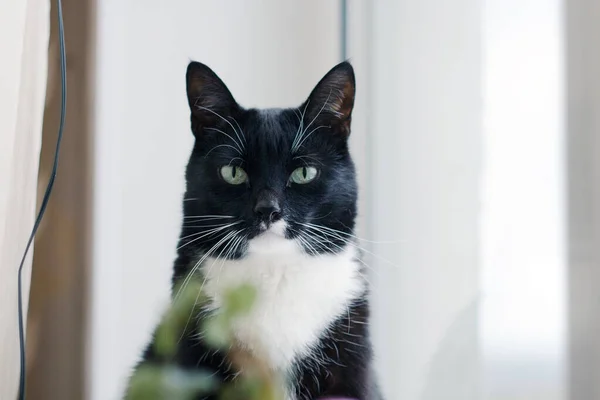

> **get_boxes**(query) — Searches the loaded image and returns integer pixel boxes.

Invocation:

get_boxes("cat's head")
[180,61,357,258]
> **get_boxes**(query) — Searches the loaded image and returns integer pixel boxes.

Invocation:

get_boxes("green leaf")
[154,279,208,357]
[203,313,232,349]
[223,284,257,317]
[162,366,218,399]
[126,364,218,400]
[125,365,164,400]
[130,282,282,400]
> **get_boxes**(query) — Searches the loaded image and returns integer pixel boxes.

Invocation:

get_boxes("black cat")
[129,61,382,400]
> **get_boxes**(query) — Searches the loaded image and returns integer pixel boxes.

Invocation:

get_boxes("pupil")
[232,167,237,178]
[302,167,307,179]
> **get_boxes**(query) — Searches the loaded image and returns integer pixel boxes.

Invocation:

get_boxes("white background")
[481,0,565,399]
[90,1,568,399]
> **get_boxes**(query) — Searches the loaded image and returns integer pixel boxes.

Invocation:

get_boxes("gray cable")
[17,0,67,398]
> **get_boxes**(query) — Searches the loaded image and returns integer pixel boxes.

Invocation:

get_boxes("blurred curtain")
[0,0,50,399]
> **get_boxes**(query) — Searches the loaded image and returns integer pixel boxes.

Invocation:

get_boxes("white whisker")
[177,222,241,250]
[205,144,242,157]
[293,154,324,166]
[183,215,235,219]
[302,221,401,244]
[298,222,397,271]
[228,157,244,166]
[296,233,320,256]
[194,104,245,150]
[178,223,237,243]
[292,89,332,153]
[299,227,378,280]
[178,230,242,342]
[204,127,244,154]
[174,230,238,303]
[292,108,302,122]
[302,89,331,136]
[181,223,240,229]
[228,116,247,146]
[291,100,310,152]
[215,230,247,285]
[182,219,236,226]
[294,125,328,152]
[286,226,320,256]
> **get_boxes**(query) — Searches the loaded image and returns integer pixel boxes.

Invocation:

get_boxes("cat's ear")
[186,61,239,134]
[301,61,356,137]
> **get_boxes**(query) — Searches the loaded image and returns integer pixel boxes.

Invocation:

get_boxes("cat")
[128,61,382,400]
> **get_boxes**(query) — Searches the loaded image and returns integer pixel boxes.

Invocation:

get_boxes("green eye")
[220,165,248,185]
[290,166,318,184]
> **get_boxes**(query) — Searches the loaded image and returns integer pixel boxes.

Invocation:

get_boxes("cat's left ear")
[302,61,356,137]
[186,61,239,135]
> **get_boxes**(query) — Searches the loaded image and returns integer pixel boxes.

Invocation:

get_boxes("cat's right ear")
[186,61,239,135]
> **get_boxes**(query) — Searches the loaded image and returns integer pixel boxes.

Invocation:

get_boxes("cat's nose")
[254,196,282,223]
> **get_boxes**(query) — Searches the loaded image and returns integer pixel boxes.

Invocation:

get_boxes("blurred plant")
[126,279,284,400]
[125,279,358,400]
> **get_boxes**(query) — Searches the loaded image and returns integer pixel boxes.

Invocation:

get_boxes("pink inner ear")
[327,81,354,136]
[320,78,355,126]
[336,80,355,119]
[300,62,356,137]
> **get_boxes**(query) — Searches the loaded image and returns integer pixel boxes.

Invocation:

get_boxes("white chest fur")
[201,228,365,372]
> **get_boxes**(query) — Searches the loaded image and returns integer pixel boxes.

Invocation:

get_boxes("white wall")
[0,0,48,398]
[366,2,568,399]
[89,1,343,399]
[481,1,566,399]
[368,1,482,399]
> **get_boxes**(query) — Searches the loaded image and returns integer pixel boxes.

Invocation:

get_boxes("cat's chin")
[246,220,296,255]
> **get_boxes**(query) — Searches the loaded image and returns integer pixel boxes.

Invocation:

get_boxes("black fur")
[129,61,381,400]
